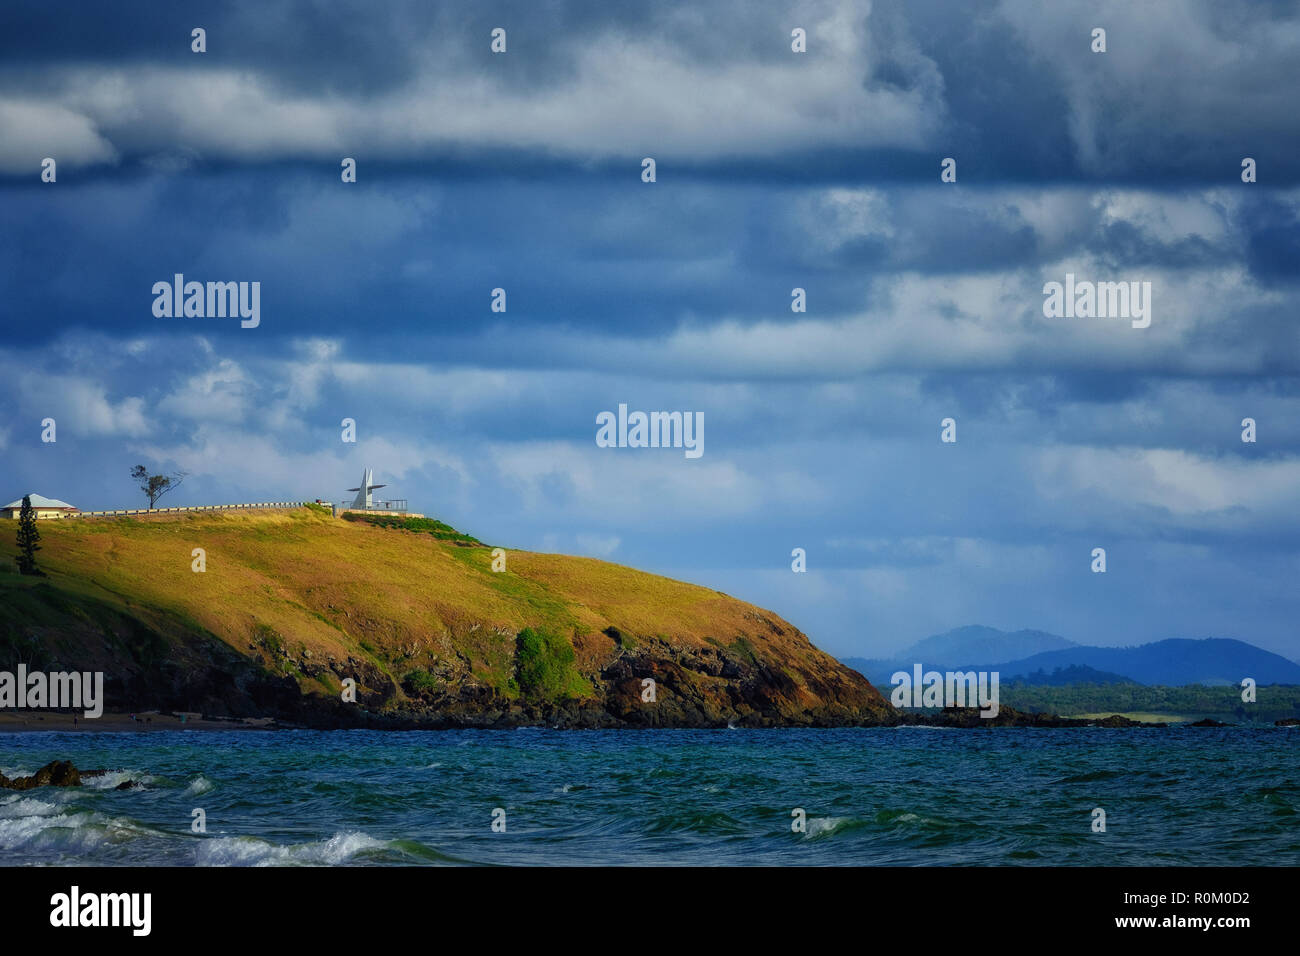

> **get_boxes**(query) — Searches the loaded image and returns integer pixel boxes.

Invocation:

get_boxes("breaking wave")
[195,831,389,866]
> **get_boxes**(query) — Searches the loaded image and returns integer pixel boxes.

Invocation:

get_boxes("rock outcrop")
[0,760,82,789]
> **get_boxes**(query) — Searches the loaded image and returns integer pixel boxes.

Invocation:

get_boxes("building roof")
[2,494,78,511]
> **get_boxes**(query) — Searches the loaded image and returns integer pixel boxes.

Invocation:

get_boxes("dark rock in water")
[0,762,142,790]
[1188,718,1232,727]
[0,760,82,790]
[1275,718,1300,727]
[898,707,1165,729]
[1091,714,1164,728]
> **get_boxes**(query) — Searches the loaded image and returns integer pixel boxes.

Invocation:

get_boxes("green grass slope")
[0,507,891,727]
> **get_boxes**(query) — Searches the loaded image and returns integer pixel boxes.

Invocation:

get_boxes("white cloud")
[130,427,471,505]
[0,100,117,174]
[9,2,943,169]
[14,373,150,438]
[1093,189,1234,244]
[489,440,764,521]
[1032,445,1300,519]
[159,358,253,423]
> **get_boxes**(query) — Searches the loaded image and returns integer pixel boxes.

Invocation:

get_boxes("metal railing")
[61,501,306,518]
[340,499,408,512]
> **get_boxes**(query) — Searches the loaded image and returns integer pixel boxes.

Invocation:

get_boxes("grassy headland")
[0,507,890,728]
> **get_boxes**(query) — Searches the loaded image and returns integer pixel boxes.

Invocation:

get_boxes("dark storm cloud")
[2,0,1297,182]
[4,170,1296,368]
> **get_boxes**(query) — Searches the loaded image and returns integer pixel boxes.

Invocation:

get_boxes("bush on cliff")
[402,670,442,697]
[515,628,587,702]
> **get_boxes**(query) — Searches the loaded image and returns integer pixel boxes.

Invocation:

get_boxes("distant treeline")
[1002,680,1300,721]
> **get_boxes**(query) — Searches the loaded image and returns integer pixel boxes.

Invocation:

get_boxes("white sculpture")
[346,469,386,510]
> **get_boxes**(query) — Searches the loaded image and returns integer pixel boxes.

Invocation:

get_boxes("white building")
[1,494,80,520]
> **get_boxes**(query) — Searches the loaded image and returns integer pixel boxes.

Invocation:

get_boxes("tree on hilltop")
[130,465,188,510]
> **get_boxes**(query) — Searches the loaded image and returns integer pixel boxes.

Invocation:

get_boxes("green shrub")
[403,670,442,696]
[729,636,760,665]
[514,627,586,701]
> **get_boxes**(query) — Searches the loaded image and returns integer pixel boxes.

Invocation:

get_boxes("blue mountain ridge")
[841,627,1300,687]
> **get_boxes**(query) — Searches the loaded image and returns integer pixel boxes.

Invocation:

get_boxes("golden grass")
[0,508,845,701]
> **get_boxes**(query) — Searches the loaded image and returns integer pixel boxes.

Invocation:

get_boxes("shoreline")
[1,709,1292,733]
[0,711,278,733]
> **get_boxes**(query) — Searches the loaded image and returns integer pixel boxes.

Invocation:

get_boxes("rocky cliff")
[0,507,893,728]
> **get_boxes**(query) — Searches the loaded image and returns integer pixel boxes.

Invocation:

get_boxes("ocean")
[2,727,1296,866]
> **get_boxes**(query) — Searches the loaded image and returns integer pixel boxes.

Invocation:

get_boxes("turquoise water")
[2,728,1296,866]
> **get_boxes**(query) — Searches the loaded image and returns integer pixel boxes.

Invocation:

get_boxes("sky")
[1,0,1298,660]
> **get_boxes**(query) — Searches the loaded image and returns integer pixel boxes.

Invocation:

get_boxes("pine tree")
[16,495,43,576]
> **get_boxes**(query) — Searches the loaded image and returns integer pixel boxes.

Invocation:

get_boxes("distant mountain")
[841,628,1300,688]
[905,625,1077,663]
[841,624,1078,688]
[989,638,1300,687]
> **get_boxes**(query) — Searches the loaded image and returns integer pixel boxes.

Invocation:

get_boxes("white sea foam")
[805,816,852,838]
[0,785,166,856]
[0,810,88,849]
[185,775,214,795]
[0,808,135,852]
[195,831,387,867]
[0,794,62,819]
[82,770,156,790]
[891,725,954,730]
